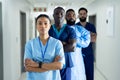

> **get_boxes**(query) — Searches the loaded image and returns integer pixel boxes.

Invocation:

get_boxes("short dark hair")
[66,9,75,14]
[35,14,51,24]
[54,6,65,13]
[78,7,88,13]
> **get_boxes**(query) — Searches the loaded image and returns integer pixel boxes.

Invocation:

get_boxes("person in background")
[24,14,65,80]
[65,9,90,80]
[76,7,97,80]
[49,7,76,80]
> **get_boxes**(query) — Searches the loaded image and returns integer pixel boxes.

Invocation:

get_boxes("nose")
[69,14,74,18]
[58,13,62,18]
[40,23,45,28]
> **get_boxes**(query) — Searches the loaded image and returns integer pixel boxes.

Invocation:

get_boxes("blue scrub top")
[60,24,90,80]
[76,22,97,56]
[68,24,90,66]
[49,24,76,68]
[69,24,90,48]
[24,37,65,80]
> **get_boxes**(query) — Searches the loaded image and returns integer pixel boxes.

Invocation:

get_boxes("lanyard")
[38,37,49,60]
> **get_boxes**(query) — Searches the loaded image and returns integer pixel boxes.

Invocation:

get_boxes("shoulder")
[76,25,90,36]
[76,22,80,25]
[51,24,54,28]
[75,24,83,29]
[87,22,96,33]
[65,24,73,29]
[65,25,76,33]
[49,25,54,31]
[49,36,58,42]
[49,37,63,48]
[87,22,95,27]
[25,37,38,46]
[49,37,62,45]
[75,24,88,32]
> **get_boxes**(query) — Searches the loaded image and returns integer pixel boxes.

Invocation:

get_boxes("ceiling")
[26,0,95,7]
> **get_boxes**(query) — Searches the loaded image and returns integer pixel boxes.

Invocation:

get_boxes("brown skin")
[66,11,76,22]
[78,10,97,42]
[24,16,63,72]
[53,7,76,52]
[25,56,61,72]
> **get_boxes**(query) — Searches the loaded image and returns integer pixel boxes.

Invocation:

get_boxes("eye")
[55,12,59,15]
[61,13,63,15]
[83,13,86,15]
[44,22,48,25]
[37,22,42,25]
[80,13,82,15]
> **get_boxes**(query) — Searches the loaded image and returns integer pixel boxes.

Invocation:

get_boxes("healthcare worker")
[24,14,65,80]
[76,7,97,80]
[49,7,76,80]
[65,9,90,80]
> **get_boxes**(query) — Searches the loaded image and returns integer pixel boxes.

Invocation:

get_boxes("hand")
[25,66,32,71]
[62,41,66,45]
[25,58,39,68]
[54,56,61,62]
[90,32,97,42]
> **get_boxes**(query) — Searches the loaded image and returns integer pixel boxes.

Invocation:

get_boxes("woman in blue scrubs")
[24,14,65,80]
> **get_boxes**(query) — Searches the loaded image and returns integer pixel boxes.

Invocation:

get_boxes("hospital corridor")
[0,0,120,80]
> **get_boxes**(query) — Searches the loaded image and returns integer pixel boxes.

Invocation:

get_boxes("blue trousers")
[83,55,94,80]
[60,68,71,80]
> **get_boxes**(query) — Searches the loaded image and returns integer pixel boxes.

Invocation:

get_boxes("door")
[0,2,3,80]
[89,15,97,63]
[20,12,26,73]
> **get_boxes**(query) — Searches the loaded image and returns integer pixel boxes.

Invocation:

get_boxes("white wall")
[2,0,120,80]
[31,5,81,37]
[2,0,31,80]
[86,0,120,80]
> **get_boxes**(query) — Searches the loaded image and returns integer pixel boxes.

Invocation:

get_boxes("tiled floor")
[94,67,106,80]
[19,73,26,80]
[19,66,106,80]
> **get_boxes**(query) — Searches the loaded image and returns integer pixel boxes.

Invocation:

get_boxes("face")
[53,8,65,24]
[66,11,76,25]
[78,10,87,22]
[36,17,51,35]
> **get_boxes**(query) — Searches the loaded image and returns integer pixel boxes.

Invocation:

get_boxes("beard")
[79,17,86,22]
[66,19,76,25]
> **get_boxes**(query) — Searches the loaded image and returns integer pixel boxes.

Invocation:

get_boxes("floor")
[19,73,26,80]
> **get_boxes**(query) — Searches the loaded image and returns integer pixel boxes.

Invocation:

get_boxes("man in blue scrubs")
[49,7,76,80]
[76,7,97,80]
[65,9,90,80]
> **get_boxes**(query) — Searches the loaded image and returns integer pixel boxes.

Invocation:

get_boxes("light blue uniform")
[69,24,90,80]
[76,22,96,80]
[24,37,65,80]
